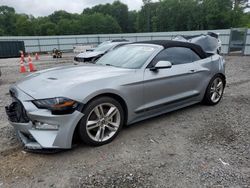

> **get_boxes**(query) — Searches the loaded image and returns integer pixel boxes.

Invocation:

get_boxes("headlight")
[32,97,79,115]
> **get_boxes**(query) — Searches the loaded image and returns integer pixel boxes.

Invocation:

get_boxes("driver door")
[141,47,201,113]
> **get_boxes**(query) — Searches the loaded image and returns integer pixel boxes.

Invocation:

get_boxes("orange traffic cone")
[20,51,24,62]
[35,53,39,60]
[28,55,36,72]
[20,60,26,73]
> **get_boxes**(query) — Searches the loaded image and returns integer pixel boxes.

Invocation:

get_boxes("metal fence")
[0,29,231,54]
[243,29,250,55]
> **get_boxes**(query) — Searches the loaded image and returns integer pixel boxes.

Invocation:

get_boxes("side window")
[189,49,201,62]
[151,48,172,66]
[151,47,201,66]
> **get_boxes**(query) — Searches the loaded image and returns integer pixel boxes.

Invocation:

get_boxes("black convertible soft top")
[134,40,207,59]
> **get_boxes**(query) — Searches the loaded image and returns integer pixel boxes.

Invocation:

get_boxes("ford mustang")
[5,40,226,150]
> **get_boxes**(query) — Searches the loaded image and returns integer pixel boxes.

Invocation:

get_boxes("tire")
[78,97,124,146]
[203,74,225,105]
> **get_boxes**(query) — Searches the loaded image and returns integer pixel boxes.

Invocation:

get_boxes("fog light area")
[34,121,59,130]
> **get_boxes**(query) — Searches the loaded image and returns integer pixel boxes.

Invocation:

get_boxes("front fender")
[81,88,127,104]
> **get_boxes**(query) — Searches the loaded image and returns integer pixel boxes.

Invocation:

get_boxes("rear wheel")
[78,97,124,146]
[203,75,225,105]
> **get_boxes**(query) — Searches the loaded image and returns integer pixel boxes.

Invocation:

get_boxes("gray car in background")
[5,40,226,150]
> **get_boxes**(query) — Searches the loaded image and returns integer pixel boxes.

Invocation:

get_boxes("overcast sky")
[0,0,145,17]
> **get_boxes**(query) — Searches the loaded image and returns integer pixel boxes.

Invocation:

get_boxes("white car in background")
[74,41,130,63]
[73,44,96,54]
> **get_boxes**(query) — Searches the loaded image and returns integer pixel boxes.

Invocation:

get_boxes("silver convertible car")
[5,40,226,150]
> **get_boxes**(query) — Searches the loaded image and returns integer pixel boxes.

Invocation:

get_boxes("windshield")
[94,43,117,52]
[96,45,157,69]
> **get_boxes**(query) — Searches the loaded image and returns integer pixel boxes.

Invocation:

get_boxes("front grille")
[5,99,30,123]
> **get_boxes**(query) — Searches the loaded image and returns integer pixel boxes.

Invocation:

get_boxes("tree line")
[0,0,249,36]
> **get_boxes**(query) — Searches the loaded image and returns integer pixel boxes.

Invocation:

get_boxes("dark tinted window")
[151,47,200,66]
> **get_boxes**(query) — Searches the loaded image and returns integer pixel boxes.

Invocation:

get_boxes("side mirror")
[150,61,172,71]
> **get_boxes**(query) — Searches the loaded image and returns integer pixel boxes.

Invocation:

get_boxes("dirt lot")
[0,54,249,188]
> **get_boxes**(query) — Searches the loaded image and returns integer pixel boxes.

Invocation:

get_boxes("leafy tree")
[82,1,129,32]
[56,19,73,35]
[136,1,159,32]
[143,0,152,4]
[49,10,72,23]
[0,6,16,35]
[39,22,57,35]
[0,28,4,36]
[241,12,250,28]
[15,14,35,36]
[0,1,249,36]
[79,13,121,34]
[127,11,137,33]
[111,1,129,32]
[137,0,248,32]
[232,0,248,9]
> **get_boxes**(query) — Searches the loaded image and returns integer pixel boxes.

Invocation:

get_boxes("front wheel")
[203,75,225,105]
[78,97,124,146]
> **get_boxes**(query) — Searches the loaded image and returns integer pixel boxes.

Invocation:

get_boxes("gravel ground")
[0,54,249,188]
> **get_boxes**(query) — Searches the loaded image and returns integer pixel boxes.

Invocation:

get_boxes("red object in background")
[28,55,37,72]
[19,60,26,73]
[20,51,24,62]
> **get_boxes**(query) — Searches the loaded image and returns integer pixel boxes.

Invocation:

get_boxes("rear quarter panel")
[193,54,225,101]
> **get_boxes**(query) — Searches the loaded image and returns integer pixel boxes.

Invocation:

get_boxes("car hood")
[76,51,105,58]
[15,64,134,99]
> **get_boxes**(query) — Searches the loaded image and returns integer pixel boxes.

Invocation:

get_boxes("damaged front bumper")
[5,86,84,150]
[10,121,43,150]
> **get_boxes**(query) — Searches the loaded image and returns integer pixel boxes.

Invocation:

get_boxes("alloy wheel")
[210,77,224,103]
[86,103,121,142]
